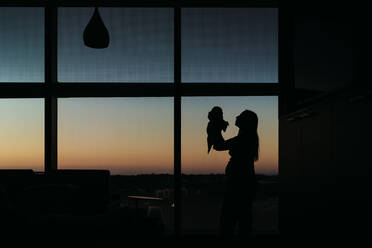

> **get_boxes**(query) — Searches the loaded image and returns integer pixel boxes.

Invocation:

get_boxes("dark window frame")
[0,0,293,236]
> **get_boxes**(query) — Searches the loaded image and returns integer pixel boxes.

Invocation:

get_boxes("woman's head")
[235,110,259,161]
[235,110,258,132]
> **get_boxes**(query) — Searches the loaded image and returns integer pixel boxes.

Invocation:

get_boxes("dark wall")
[279,2,370,239]
[280,90,372,238]
[292,2,356,92]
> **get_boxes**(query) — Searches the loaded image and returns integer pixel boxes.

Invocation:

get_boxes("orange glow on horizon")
[1,97,278,175]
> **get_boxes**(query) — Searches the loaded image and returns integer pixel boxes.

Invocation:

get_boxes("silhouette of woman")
[212,109,259,237]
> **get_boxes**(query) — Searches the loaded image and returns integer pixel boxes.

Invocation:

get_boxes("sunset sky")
[0,99,44,171]
[0,97,277,175]
[0,8,278,175]
[182,97,278,175]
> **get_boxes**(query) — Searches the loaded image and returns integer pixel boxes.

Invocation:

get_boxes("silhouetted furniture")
[0,169,109,214]
[0,169,35,209]
[0,169,165,240]
[128,195,163,210]
[42,169,110,214]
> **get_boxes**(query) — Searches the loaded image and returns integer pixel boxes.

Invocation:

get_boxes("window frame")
[0,0,293,236]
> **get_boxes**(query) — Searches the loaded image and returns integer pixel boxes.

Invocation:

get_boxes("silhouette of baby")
[207,106,229,153]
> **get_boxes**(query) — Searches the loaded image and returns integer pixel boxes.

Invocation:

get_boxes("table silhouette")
[127,195,163,210]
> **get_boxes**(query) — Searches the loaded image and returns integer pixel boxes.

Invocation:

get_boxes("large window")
[0,2,281,236]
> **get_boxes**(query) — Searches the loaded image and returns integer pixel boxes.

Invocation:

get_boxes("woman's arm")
[213,136,236,151]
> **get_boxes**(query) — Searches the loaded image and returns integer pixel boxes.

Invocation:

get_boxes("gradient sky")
[0,7,277,83]
[58,98,174,174]
[0,97,277,175]
[0,99,44,171]
[58,8,174,82]
[182,8,278,83]
[0,8,278,175]
[58,7,277,83]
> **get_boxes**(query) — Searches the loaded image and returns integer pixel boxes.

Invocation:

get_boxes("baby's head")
[208,106,224,121]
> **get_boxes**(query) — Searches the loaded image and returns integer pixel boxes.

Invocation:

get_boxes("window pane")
[182,8,278,83]
[182,96,278,235]
[0,8,44,82]
[58,98,174,234]
[0,99,44,171]
[58,8,174,82]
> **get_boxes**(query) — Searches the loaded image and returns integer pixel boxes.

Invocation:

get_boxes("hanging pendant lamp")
[83,7,110,49]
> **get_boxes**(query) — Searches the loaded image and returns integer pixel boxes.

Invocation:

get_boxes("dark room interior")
[0,0,368,244]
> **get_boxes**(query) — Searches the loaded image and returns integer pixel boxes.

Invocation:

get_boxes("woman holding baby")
[207,107,259,238]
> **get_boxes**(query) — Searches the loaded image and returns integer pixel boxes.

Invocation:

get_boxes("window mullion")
[174,6,182,236]
[45,4,58,172]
